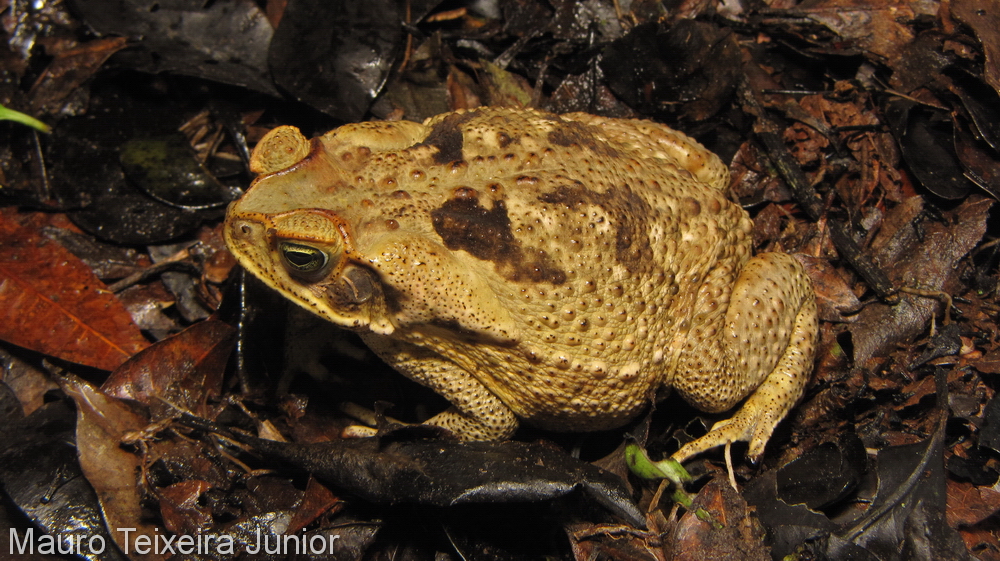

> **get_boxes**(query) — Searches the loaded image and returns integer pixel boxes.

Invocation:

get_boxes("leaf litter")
[1,0,1000,559]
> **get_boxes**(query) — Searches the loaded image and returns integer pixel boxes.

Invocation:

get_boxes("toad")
[224,107,818,462]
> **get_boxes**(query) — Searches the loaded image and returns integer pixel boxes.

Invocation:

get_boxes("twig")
[740,81,899,303]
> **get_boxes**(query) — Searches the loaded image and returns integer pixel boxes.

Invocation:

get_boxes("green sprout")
[625,443,721,526]
[0,104,51,133]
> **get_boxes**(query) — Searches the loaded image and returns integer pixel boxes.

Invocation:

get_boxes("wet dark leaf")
[0,399,128,561]
[547,0,624,42]
[28,37,129,115]
[748,417,972,560]
[146,241,215,322]
[214,511,378,559]
[883,99,973,200]
[545,65,633,117]
[841,418,973,561]
[946,451,999,487]
[0,380,23,421]
[953,126,1000,199]
[889,34,952,93]
[600,20,740,120]
[743,467,837,558]
[119,135,235,209]
[370,46,453,120]
[67,0,278,96]
[776,436,867,511]
[185,417,644,528]
[50,134,224,244]
[952,0,1000,96]
[949,71,1000,153]
[909,323,963,369]
[40,226,146,280]
[980,394,1000,455]
[438,502,582,561]
[268,0,441,121]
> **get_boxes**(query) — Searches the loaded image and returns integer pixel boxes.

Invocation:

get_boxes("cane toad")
[224,107,818,462]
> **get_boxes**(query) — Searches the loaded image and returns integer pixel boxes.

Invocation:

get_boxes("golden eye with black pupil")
[279,242,328,274]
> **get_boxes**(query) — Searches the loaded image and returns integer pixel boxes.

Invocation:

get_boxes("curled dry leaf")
[796,254,863,322]
[60,374,165,561]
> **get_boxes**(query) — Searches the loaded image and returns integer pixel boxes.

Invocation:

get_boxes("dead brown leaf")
[797,254,863,322]
[61,375,165,561]
[0,348,58,416]
[102,318,236,417]
[287,477,344,534]
[29,37,129,114]
[952,0,1000,97]
[791,0,917,61]
[850,196,992,363]
[973,348,1000,375]
[670,479,770,561]
[958,522,1000,561]
[158,480,213,536]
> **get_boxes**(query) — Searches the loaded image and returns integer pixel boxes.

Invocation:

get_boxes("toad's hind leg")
[671,252,818,463]
[359,334,518,441]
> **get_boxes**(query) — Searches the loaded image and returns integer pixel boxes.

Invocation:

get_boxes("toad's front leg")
[360,334,519,441]
[671,252,818,463]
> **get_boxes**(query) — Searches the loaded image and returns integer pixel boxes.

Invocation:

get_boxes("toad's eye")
[279,242,328,274]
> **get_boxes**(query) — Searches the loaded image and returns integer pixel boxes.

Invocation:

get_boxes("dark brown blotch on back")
[431,194,566,285]
[539,183,653,273]
[547,121,621,159]
[414,111,478,165]
[497,131,518,148]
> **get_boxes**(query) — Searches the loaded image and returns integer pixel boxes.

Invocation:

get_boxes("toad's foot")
[672,278,818,464]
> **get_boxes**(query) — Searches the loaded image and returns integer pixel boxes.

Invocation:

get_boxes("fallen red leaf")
[947,479,1000,527]
[158,480,213,536]
[287,477,344,535]
[0,211,149,371]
